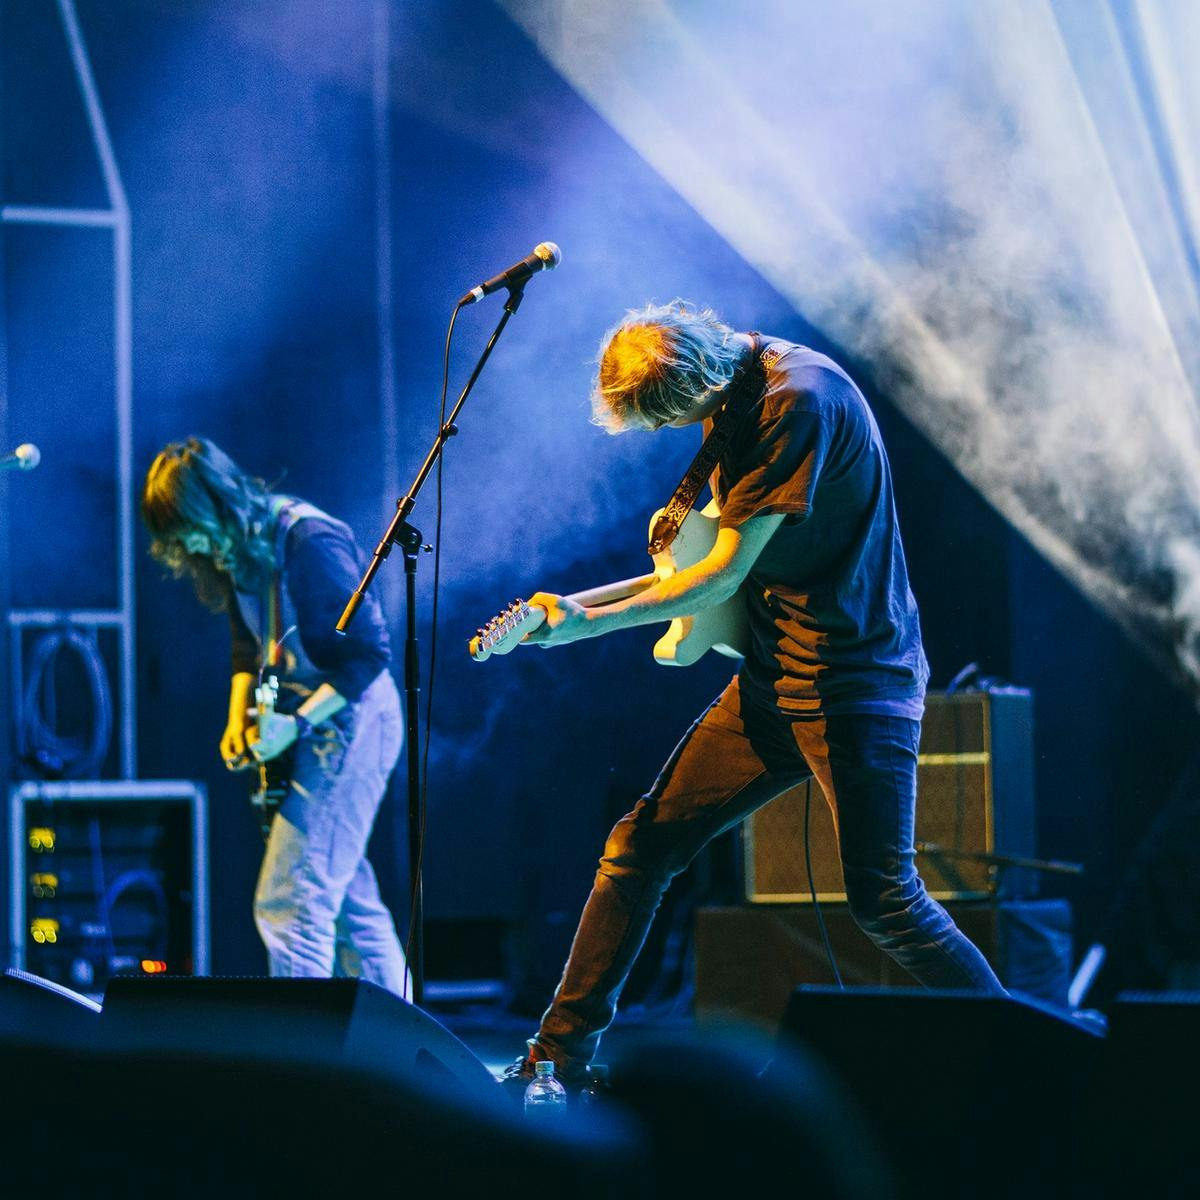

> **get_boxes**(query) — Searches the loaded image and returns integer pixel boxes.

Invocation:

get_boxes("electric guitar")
[469,500,749,666]
[248,673,295,840]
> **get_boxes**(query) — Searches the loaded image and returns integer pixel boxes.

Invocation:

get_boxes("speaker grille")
[744,691,1031,902]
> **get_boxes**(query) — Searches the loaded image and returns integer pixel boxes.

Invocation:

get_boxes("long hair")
[591,299,742,433]
[141,436,275,610]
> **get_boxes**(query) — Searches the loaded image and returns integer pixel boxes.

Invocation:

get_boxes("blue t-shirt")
[712,338,928,717]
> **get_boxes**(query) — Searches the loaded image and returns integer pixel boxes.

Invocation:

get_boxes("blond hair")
[591,300,741,433]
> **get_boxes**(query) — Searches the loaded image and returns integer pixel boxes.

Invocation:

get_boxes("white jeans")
[253,671,410,999]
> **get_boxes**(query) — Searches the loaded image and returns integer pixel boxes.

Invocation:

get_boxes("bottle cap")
[534,1060,555,1077]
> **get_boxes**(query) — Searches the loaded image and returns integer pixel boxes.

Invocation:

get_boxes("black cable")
[804,779,844,988]
[403,299,463,975]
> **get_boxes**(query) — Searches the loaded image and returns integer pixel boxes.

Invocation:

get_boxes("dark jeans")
[532,678,1005,1074]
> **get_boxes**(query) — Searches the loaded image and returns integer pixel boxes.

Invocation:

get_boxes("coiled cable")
[19,625,113,778]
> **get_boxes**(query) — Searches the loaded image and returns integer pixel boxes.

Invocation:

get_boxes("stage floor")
[439,1006,696,1077]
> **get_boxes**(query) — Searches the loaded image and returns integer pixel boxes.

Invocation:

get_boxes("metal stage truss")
[1,0,135,780]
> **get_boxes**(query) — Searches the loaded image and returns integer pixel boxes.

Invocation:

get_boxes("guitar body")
[649,500,749,666]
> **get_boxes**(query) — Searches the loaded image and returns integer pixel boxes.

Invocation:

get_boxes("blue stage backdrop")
[2,0,1197,979]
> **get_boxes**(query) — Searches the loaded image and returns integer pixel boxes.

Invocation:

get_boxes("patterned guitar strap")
[647,332,777,555]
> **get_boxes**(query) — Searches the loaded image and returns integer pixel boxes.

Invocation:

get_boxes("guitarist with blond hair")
[501,300,1003,1090]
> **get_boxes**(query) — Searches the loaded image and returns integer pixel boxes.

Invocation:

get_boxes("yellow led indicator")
[30,873,58,899]
[30,918,59,945]
[28,828,56,853]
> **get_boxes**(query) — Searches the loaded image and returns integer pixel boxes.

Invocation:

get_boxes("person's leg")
[794,712,1005,993]
[335,856,410,998]
[333,911,362,979]
[254,802,339,977]
[254,672,407,984]
[530,680,809,1077]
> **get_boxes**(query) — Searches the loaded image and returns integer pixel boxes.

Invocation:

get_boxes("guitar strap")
[264,497,290,670]
[647,332,771,555]
[265,574,284,669]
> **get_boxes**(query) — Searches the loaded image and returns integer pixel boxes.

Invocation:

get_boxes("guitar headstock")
[469,598,544,662]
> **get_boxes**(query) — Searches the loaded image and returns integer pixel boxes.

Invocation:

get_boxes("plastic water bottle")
[523,1060,568,1119]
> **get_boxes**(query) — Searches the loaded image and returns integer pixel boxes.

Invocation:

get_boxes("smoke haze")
[504,0,1200,697]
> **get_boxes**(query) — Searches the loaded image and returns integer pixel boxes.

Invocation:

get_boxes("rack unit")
[9,781,208,998]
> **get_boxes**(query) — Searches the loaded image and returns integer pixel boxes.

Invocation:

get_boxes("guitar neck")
[469,572,660,663]
[567,573,658,609]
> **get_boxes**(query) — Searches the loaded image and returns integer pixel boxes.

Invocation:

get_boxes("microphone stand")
[337,283,528,1007]
[916,842,1085,876]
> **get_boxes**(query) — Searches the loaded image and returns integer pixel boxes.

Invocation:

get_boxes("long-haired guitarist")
[142,437,409,998]
[504,301,1004,1087]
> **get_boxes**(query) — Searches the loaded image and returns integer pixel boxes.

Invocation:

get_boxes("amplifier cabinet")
[743,689,1037,902]
[695,899,1072,1027]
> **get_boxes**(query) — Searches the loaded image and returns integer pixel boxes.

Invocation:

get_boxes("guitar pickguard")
[649,500,749,666]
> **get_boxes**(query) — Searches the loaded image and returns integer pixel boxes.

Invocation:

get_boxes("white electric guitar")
[469,500,749,666]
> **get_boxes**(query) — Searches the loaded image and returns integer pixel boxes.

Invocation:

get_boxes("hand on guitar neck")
[521,592,593,647]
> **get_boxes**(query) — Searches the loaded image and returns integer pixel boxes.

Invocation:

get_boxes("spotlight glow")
[505,0,1200,695]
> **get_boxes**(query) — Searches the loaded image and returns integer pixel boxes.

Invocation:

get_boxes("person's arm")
[294,681,347,725]
[221,671,256,769]
[288,523,390,698]
[528,366,842,650]
[222,587,261,768]
[248,520,387,763]
[524,511,785,647]
[247,680,348,762]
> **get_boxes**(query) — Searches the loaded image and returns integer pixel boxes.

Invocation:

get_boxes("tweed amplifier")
[743,688,1036,902]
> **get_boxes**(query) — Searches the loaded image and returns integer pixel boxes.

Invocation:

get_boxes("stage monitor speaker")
[101,976,501,1110]
[1095,992,1200,1197]
[3,986,639,1199]
[744,688,1037,902]
[0,967,101,1039]
[773,985,1103,1200]
[695,899,1073,1027]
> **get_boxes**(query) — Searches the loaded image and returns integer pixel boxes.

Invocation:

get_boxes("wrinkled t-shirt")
[711,337,928,717]
[228,508,390,703]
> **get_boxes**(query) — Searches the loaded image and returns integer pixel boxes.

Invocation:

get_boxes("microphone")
[460,242,561,305]
[0,443,41,472]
